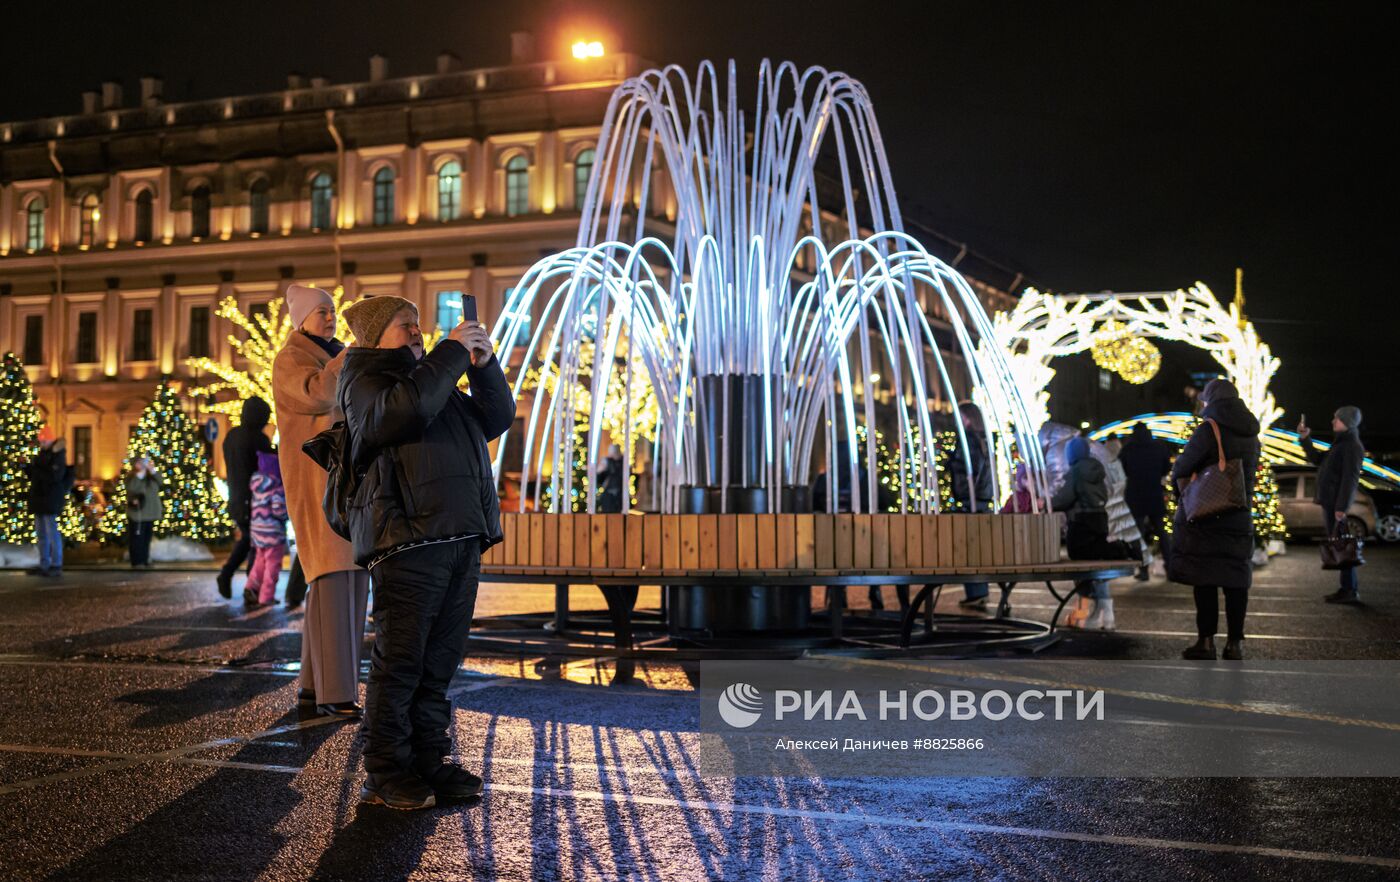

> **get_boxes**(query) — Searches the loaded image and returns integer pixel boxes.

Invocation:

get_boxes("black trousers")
[1193,585,1248,641]
[284,555,308,608]
[128,520,154,566]
[220,516,254,580]
[364,539,481,777]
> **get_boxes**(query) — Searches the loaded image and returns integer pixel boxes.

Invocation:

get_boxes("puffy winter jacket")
[337,340,515,567]
[249,472,288,550]
[222,397,273,524]
[1168,397,1261,589]
[1051,457,1108,517]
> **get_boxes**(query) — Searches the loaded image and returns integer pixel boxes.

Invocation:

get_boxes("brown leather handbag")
[1178,419,1248,522]
[1321,523,1365,570]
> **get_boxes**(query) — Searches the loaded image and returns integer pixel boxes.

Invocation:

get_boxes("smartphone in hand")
[462,294,478,324]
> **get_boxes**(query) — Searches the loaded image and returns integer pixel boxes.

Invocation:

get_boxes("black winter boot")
[1182,636,1217,660]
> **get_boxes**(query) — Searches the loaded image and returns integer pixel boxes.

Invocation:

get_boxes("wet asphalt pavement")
[0,546,1397,881]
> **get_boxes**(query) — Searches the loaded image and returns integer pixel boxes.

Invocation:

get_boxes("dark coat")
[1302,430,1363,516]
[950,429,995,511]
[222,397,272,524]
[26,447,74,515]
[597,455,626,513]
[1051,456,1108,517]
[338,340,515,567]
[1118,425,1172,523]
[1167,397,1261,589]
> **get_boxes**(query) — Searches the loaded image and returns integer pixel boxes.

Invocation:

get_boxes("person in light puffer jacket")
[1052,436,1135,631]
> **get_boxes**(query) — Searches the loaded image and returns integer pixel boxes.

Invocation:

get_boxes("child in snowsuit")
[245,450,288,606]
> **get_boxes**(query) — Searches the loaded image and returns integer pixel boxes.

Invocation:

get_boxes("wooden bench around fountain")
[477,512,1134,663]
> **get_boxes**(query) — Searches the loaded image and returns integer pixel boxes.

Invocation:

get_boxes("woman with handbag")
[1170,379,1261,660]
[1299,407,1365,604]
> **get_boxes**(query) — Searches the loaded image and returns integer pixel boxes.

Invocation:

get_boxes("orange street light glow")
[572,40,604,60]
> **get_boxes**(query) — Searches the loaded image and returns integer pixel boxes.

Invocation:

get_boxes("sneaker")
[958,597,988,611]
[216,572,233,599]
[414,760,484,800]
[1324,591,1361,605]
[359,771,437,811]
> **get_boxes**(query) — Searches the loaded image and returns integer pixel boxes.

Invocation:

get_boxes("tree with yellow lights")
[186,287,349,428]
[0,352,88,544]
[0,352,47,543]
[1253,459,1288,546]
[514,335,658,512]
[98,381,233,543]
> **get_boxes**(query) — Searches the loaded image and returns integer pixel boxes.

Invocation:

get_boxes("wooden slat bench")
[477,513,1136,663]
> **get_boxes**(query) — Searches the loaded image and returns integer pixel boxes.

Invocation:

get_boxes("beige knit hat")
[343,295,417,347]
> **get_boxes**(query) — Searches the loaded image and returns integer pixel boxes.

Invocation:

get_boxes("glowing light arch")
[982,284,1283,436]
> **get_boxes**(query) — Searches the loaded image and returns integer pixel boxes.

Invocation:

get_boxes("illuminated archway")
[980,283,1282,435]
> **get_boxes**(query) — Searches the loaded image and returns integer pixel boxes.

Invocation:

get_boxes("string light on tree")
[0,352,47,542]
[186,286,349,428]
[98,381,233,543]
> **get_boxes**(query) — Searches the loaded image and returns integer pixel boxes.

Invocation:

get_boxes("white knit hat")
[285,284,334,332]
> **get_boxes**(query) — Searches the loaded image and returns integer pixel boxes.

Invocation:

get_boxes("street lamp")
[572,40,604,60]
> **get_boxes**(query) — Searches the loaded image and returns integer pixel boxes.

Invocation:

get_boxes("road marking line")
[480,782,1400,869]
[9,742,1390,869]
[0,715,343,795]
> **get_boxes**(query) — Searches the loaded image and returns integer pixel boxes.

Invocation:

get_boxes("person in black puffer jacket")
[1171,379,1261,661]
[337,294,514,811]
[1299,405,1365,604]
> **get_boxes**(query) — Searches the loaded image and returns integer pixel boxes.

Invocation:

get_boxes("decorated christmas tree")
[98,381,233,543]
[1253,459,1288,546]
[0,354,91,546]
[0,352,46,543]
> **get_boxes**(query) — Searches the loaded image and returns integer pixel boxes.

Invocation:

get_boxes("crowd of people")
[15,283,1371,806]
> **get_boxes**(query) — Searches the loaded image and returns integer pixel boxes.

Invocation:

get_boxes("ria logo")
[718,683,763,728]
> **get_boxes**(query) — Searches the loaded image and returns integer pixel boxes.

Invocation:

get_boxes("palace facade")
[1,42,1020,486]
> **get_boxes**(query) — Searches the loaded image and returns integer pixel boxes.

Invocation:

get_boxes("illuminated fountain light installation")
[491,61,1049,517]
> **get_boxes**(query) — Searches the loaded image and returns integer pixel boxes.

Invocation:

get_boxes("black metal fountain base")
[468,593,1058,664]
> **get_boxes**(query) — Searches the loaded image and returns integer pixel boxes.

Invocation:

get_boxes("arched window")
[249,178,270,235]
[574,148,595,207]
[190,185,211,239]
[505,155,529,217]
[372,166,395,226]
[25,196,47,252]
[437,160,461,221]
[134,190,154,244]
[310,172,333,230]
[79,193,101,249]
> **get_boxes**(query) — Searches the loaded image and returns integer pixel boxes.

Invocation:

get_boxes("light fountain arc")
[490,60,1049,515]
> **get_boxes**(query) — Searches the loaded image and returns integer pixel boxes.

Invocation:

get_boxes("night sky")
[6,1,1397,449]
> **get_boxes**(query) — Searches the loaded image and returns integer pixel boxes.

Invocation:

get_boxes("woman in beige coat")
[273,285,368,718]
